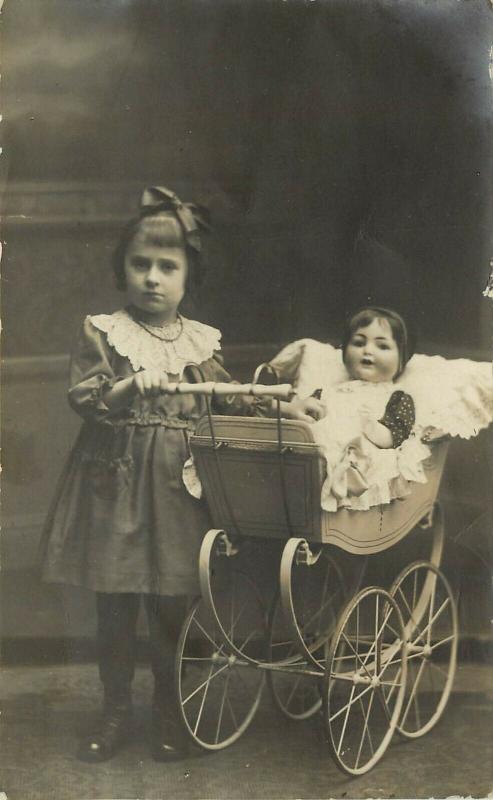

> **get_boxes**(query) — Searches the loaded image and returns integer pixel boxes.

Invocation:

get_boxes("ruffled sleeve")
[379,391,415,448]
[68,316,119,422]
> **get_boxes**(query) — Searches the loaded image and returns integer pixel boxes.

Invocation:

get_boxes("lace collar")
[90,308,222,376]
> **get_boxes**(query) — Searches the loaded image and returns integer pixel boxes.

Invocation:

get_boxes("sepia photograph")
[1,1,492,798]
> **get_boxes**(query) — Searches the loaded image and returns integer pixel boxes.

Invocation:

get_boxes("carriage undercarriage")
[165,379,457,776]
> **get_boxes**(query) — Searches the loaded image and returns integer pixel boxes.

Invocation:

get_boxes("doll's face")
[344,318,400,382]
[124,223,188,324]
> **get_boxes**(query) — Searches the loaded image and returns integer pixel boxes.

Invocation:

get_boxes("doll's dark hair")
[112,186,210,296]
[341,306,412,379]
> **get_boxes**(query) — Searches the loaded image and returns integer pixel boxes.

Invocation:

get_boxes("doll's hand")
[282,396,327,423]
[133,370,169,398]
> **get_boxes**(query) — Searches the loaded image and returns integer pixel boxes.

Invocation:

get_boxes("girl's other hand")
[281,396,327,423]
[133,370,169,397]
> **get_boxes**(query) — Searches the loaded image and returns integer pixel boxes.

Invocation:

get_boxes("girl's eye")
[378,344,391,350]
[351,339,365,347]
[130,258,148,270]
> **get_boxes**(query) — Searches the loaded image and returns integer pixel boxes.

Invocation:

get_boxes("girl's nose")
[145,265,161,286]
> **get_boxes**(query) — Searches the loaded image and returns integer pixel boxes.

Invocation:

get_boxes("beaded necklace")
[135,314,184,343]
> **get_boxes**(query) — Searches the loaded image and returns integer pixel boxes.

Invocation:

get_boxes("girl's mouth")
[361,358,374,366]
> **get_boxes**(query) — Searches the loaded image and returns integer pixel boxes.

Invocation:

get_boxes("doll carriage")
[167,371,457,776]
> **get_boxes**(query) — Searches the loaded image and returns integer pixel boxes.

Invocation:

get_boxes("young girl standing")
[40,186,322,764]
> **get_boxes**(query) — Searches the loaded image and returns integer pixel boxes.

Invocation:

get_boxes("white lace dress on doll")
[270,339,493,512]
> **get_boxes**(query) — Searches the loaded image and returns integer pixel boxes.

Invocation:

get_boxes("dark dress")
[40,310,265,596]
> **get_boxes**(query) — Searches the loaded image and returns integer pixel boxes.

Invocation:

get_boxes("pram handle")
[160,381,296,400]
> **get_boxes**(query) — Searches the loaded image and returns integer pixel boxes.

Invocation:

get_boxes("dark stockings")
[96,592,188,715]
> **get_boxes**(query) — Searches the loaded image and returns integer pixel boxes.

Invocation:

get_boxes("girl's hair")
[112,186,210,296]
[341,306,412,379]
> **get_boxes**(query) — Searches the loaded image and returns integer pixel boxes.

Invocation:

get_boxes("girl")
[39,185,321,764]
[272,307,430,512]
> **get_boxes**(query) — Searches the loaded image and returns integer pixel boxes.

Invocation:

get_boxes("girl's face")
[344,317,400,382]
[124,235,187,324]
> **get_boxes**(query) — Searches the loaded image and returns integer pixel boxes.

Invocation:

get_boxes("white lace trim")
[90,309,222,376]
[271,338,493,511]
[273,339,493,440]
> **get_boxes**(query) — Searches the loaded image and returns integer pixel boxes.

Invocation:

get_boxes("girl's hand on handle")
[133,370,169,398]
[279,396,327,424]
[102,371,169,412]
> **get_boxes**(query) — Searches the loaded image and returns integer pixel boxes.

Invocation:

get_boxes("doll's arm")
[361,416,394,448]
[377,391,416,448]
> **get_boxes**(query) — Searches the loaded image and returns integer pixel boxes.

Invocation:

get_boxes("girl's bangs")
[133,214,184,249]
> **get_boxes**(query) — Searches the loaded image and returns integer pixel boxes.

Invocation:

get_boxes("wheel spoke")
[193,661,215,736]
[396,585,426,643]
[300,592,339,638]
[226,694,239,729]
[237,627,261,654]
[374,595,380,673]
[336,684,356,755]
[428,660,450,679]
[382,666,403,706]
[192,617,222,651]
[182,661,229,706]
[215,671,231,744]
[384,622,403,641]
[341,632,374,682]
[429,633,455,652]
[363,601,397,671]
[182,655,219,662]
[329,683,374,723]
[409,597,450,649]
[426,576,438,647]
[285,673,304,709]
[355,690,376,768]
[400,657,426,728]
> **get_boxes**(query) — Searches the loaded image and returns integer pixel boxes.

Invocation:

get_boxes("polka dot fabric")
[379,391,415,448]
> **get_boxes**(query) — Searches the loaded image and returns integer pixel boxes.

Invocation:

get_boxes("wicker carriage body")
[190,415,449,554]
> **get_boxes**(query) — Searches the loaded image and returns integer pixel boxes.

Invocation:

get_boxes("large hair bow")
[139,185,211,253]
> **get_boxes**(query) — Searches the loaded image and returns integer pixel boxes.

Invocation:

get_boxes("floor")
[1,661,492,800]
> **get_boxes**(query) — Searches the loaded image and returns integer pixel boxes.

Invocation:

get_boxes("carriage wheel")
[324,586,407,776]
[280,539,349,668]
[389,561,458,738]
[176,573,266,750]
[266,591,323,720]
[199,528,270,665]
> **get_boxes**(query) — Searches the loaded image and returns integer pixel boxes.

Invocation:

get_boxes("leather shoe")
[151,709,189,762]
[77,708,133,763]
